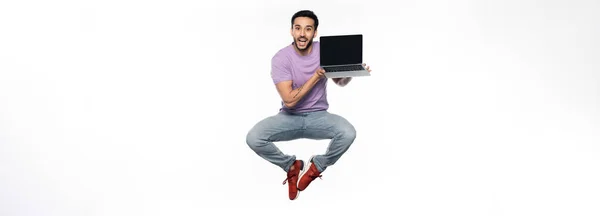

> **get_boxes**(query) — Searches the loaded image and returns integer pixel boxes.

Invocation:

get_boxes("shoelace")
[282,174,298,185]
[282,173,323,185]
[308,174,323,180]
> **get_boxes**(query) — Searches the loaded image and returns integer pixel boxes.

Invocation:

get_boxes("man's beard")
[294,37,313,51]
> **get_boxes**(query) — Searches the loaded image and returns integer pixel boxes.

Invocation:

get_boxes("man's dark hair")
[291,10,319,30]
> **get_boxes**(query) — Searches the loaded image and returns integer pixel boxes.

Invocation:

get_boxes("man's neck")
[293,43,313,56]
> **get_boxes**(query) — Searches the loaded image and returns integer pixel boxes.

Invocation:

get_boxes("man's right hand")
[314,68,326,79]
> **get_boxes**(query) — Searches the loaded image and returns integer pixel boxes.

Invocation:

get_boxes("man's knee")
[339,123,357,143]
[246,127,262,150]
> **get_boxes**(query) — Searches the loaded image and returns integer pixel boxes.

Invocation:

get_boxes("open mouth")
[298,38,308,46]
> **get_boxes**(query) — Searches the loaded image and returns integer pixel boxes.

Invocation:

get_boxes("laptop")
[319,34,371,78]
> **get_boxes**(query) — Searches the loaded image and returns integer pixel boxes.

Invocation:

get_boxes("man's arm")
[275,68,325,108]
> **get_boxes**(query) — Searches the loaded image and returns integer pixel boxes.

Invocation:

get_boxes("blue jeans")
[246,110,356,173]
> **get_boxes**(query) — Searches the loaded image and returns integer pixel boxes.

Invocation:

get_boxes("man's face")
[291,17,317,51]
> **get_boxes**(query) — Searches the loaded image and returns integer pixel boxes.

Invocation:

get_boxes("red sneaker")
[282,160,304,200]
[297,157,322,191]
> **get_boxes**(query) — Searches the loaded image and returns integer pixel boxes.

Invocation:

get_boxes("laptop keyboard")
[323,65,364,72]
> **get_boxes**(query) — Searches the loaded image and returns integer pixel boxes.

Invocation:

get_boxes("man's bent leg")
[303,111,357,172]
[247,111,308,200]
[297,111,356,191]
[246,111,304,172]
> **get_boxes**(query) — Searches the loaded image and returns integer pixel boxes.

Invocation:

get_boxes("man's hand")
[313,67,326,79]
[363,63,372,73]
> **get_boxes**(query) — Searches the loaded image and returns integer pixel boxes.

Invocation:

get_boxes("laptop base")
[324,70,371,78]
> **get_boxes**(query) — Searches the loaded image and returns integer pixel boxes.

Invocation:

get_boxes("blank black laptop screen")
[319,34,362,66]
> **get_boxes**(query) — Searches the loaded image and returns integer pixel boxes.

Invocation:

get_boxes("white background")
[1,0,599,215]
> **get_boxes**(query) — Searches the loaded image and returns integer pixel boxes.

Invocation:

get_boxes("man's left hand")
[363,63,372,73]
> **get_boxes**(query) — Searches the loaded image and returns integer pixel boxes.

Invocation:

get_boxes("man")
[246,10,371,200]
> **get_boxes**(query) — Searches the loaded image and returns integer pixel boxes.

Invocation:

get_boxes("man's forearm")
[285,75,321,108]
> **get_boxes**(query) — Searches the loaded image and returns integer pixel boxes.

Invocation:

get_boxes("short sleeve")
[271,54,292,84]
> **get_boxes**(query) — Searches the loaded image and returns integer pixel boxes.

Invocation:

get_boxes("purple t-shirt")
[271,41,328,113]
